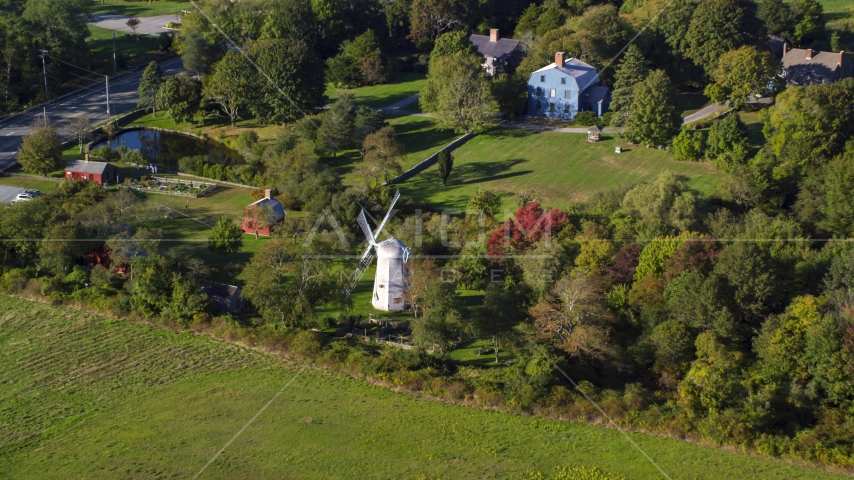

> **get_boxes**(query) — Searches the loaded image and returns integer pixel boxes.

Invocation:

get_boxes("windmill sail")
[343,191,401,299]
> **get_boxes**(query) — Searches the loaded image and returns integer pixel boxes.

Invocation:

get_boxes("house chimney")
[489,29,499,42]
[265,189,272,199]
[555,52,565,67]
[783,43,788,56]
[806,48,814,60]
[840,51,845,66]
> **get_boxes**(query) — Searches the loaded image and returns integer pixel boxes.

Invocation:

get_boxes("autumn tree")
[705,46,781,109]
[60,116,93,154]
[355,126,404,194]
[18,124,63,176]
[487,202,569,255]
[409,0,463,43]
[532,276,615,361]
[126,18,141,38]
[420,51,497,134]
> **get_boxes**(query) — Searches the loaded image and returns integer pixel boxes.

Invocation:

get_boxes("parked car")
[14,193,33,201]
[24,189,42,197]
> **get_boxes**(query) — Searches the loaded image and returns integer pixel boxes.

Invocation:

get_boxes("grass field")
[398,128,723,212]
[87,25,161,70]
[325,73,427,109]
[90,0,189,18]
[1,295,848,479]
[328,114,460,186]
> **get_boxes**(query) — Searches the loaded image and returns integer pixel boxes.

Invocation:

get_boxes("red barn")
[65,160,118,185]
[241,189,286,237]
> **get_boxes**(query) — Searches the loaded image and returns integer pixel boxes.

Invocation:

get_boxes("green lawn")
[0,176,61,192]
[398,128,723,213]
[329,114,460,187]
[325,73,427,109]
[1,295,848,479]
[87,25,160,70]
[90,0,189,18]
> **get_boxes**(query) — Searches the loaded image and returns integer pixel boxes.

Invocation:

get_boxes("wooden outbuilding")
[65,160,118,185]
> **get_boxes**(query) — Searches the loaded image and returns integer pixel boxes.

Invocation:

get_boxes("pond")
[92,129,241,169]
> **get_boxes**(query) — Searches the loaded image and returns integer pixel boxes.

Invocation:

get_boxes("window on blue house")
[564,105,569,114]
[540,75,545,82]
[536,101,541,110]
[564,91,570,99]
[561,78,566,85]
[536,87,542,96]
[549,103,555,113]
[550,89,556,98]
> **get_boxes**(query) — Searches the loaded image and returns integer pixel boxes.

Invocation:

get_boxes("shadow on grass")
[448,159,529,186]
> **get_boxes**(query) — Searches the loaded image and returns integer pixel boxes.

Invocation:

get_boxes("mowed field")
[0,296,848,479]
[399,128,723,212]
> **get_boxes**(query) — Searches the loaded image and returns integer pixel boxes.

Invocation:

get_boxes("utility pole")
[105,75,111,122]
[38,50,48,99]
[112,32,117,74]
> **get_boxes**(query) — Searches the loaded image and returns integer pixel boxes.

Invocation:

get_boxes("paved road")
[0,185,25,203]
[0,56,187,171]
[89,14,181,36]
[683,102,728,124]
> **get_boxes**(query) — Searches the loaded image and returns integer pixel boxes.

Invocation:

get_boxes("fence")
[124,176,217,198]
[383,133,473,185]
[175,172,253,189]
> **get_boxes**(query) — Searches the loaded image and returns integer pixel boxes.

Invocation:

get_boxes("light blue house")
[527,52,611,120]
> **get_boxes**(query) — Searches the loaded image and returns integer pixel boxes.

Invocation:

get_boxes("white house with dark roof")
[781,45,853,86]
[469,29,521,76]
[527,52,611,120]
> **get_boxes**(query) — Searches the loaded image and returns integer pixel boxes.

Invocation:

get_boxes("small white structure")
[344,190,411,311]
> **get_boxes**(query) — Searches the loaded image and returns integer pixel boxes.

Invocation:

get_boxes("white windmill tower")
[344,190,411,311]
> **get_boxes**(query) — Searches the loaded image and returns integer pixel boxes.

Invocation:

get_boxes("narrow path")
[378,93,420,114]
[682,102,728,124]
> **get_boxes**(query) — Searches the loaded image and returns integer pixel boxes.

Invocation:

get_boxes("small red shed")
[65,160,118,185]
[241,189,286,236]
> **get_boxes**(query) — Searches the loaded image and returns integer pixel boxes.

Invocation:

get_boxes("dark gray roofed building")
[200,281,244,314]
[781,46,853,86]
[469,29,521,76]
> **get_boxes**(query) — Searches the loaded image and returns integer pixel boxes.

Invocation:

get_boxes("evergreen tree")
[317,93,357,156]
[438,149,454,186]
[208,216,244,259]
[610,45,649,126]
[624,70,682,147]
[137,61,164,117]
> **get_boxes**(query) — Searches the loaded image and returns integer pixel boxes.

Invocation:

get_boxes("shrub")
[178,156,200,174]
[91,146,120,162]
[287,330,325,357]
[0,268,30,293]
[573,111,599,126]
[601,111,614,126]
[276,193,300,210]
[671,129,705,161]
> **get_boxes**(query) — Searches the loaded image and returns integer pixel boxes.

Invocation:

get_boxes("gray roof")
[200,281,239,299]
[533,58,601,90]
[246,196,286,222]
[583,85,610,105]
[66,160,111,175]
[782,49,853,83]
[469,34,520,59]
[587,125,601,133]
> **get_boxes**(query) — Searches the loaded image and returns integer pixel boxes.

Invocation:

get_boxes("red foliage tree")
[663,237,722,282]
[608,242,642,285]
[487,202,569,255]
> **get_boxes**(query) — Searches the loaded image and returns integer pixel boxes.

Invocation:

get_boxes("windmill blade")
[373,190,401,239]
[357,209,377,246]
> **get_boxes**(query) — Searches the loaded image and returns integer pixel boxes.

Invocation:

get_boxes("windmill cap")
[377,238,409,255]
